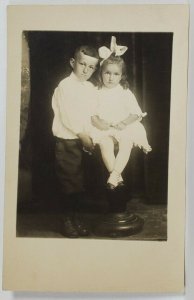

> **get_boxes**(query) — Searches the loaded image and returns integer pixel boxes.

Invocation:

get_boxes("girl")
[90,36,152,190]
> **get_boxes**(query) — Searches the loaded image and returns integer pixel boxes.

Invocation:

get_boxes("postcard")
[3,4,189,293]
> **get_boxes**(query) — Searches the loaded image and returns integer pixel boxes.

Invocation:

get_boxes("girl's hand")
[113,122,126,130]
[98,120,110,130]
[91,117,110,130]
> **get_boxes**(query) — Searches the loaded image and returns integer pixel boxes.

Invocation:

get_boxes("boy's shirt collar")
[70,71,86,84]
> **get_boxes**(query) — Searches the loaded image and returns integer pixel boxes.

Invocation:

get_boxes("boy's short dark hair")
[74,45,99,60]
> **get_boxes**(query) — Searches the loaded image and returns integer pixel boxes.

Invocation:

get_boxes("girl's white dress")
[90,84,151,152]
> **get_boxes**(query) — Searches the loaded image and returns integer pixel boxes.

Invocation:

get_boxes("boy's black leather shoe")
[74,216,90,236]
[61,216,79,238]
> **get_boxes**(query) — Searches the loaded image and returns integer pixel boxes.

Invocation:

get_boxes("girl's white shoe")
[118,175,124,187]
[107,170,122,189]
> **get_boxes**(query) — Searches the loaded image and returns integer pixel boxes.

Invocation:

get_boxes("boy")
[52,45,99,238]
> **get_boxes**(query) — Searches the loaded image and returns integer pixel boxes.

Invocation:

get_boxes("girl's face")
[101,63,122,89]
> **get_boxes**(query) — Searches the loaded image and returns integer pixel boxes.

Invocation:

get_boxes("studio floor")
[17,198,167,241]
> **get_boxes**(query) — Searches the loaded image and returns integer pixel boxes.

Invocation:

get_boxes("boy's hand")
[77,133,94,151]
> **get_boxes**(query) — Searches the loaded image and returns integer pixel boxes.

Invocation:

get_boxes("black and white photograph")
[2,4,189,293]
[17,31,172,240]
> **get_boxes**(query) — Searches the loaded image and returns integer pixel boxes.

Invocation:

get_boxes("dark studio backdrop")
[18,31,173,213]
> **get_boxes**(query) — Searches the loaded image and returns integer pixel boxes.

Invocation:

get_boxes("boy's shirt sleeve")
[53,83,82,135]
[90,88,100,116]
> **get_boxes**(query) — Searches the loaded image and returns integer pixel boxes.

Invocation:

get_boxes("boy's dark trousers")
[54,137,89,237]
[55,137,85,195]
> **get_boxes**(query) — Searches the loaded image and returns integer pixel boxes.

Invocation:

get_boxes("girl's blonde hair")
[97,54,129,89]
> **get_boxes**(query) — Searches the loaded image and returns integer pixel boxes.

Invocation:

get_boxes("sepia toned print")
[17,31,172,240]
[3,5,188,293]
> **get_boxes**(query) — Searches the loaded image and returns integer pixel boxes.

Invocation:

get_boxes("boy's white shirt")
[52,72,97,139]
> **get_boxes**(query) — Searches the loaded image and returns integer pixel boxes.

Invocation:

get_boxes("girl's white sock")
[107,170,120,187]
[118,174,123,183]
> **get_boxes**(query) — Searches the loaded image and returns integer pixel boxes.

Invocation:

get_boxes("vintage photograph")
[17,31,173,240]
[3,5,189,293]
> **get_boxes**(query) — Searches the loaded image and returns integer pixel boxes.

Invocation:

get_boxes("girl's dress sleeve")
[126,90,142,116]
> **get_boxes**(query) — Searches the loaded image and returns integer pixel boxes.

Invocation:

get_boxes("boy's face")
[70,52,99,82]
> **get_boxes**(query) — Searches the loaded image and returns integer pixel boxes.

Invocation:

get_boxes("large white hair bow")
[98,36,128,65]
